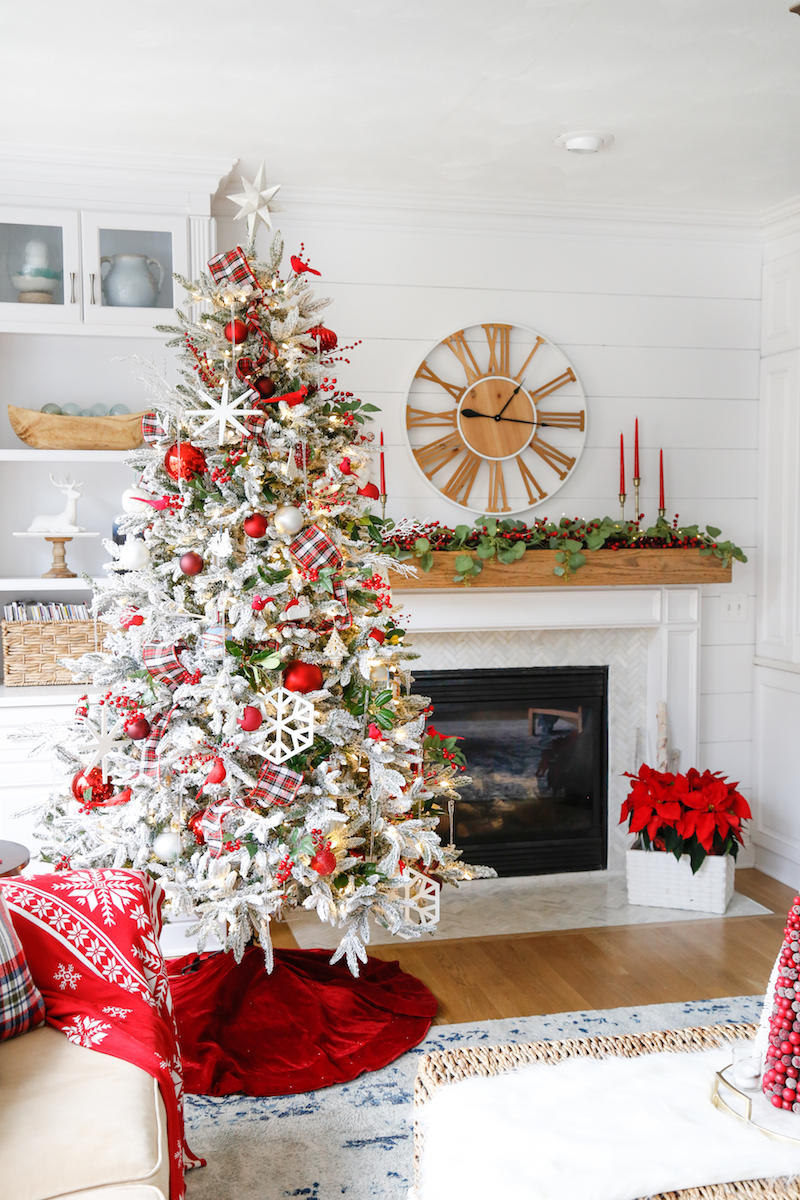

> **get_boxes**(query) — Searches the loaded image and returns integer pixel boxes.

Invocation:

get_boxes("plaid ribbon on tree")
[138,708,176,779]
[248,762,303,807]
[142,641,189,691]
[198,797,245,857]
[243,410,271,448]
[318,577,353,632]
[207,246,259,290]
[289,524,343,572]
[141,411,168,445]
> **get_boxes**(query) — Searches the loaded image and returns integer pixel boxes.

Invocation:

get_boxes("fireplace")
[416,666,608,876]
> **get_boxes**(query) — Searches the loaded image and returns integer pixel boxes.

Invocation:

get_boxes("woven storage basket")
[1,620,97,686]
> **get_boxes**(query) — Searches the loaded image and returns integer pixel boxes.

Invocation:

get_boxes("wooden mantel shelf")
[388,548,733,590]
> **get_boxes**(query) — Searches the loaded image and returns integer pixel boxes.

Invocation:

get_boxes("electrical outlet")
[721,593,748,622]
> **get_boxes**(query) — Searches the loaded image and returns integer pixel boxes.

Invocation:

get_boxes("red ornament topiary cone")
[762,895,800,1110]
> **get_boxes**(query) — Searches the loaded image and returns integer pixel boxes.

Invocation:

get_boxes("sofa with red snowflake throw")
[0,869,203,1200]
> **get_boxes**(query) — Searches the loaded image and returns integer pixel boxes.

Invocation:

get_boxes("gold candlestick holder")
[380,492,387,520]
[658,507,666,521]
[633,477,641,525]
[619,492,626,523]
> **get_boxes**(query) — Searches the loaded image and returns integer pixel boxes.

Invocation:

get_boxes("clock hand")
[460,408,557,428]
[497,377,526,418]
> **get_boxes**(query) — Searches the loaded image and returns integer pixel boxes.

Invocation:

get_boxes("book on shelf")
[2,602,90,622]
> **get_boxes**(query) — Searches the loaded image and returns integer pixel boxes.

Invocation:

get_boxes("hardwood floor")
[272,869,795,1025]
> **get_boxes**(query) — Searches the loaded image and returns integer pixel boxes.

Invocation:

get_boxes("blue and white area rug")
[184,994,764,1200]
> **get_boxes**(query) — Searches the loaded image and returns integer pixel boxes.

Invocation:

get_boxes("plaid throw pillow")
[0,891,45,1039]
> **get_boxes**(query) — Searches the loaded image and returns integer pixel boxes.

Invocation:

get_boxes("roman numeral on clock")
[488,461,510,513]
[514,336,545,382]
[516,455,548,503]
[441,450,482,505]
[529,368,576,402]
[529,436,576,479]
[406,407,457,428]
[442,330,482,383]
[483,324,511,376]
[537,409,585,431]
[414,361,465,404]
[413,432,464,477]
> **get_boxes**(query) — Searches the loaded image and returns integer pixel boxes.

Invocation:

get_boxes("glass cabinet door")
[80,211,189,327]
[0,208,81,325]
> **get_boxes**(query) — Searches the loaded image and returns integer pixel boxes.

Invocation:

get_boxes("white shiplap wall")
[0,204,761,860]
[223,209,761,830]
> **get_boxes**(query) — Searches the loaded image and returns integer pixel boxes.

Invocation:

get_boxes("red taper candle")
[619,432,625,495]
[379,430,386,495]
[634,418,640,479]
[659,449,665,511]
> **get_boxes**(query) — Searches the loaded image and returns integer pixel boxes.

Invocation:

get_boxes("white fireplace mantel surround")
[394,583,700,874]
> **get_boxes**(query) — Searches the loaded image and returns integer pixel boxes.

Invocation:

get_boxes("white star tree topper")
[185,381,261,445]
[76,706,127,782]
[227,162,284,238]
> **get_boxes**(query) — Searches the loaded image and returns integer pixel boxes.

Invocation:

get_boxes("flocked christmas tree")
[32,168,490,973]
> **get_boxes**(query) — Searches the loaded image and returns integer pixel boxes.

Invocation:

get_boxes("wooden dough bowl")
[8,405,146,451]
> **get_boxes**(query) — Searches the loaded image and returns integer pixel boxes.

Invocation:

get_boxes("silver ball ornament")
[273,506,304,535]
[153,831,181,862]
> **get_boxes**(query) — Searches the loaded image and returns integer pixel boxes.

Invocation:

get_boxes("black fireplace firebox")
[416,666,608,877]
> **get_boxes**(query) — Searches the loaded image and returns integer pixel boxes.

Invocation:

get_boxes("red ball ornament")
[224,319,249,344]
[125,716,151,741]
[243,513,269,539]
[253,376,276,399]
[164,442,207,481]
[237,705,263,732]
[283,660,324,694]
[310,847,337,876]
[180,552,204,576]
[357,482,380,500]
[308,325,338,353]
[71,768,114,805]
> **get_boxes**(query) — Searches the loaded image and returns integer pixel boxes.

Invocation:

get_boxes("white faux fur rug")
[183,995,766,1200]
[414,1046,800,1200]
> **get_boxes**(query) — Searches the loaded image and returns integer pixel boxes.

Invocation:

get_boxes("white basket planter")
[626,848,735,914]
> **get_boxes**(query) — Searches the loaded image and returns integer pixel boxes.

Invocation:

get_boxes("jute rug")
[184,994,764,1200]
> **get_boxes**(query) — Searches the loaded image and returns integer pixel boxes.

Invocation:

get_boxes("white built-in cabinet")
[0,151,236,799]
[754,248,800,888]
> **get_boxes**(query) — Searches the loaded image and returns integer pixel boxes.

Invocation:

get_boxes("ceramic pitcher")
[100,253,165,307]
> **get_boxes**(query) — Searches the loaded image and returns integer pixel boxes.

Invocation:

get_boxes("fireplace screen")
[415,666,608,876]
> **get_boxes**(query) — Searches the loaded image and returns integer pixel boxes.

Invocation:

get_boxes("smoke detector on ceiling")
[555,131,614,154]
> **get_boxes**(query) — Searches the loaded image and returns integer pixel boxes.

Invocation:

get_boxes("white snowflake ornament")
[75,706,127,782]
[255,687,315,765]
[399,868,441,935]
[185,381,260,444]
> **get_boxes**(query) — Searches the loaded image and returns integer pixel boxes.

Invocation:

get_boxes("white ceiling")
[2,0,799,216]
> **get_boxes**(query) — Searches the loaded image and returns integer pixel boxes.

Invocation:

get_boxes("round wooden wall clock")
[405,323,587,515]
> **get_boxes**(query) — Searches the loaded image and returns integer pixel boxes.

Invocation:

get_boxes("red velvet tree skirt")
[167,947,437,1096]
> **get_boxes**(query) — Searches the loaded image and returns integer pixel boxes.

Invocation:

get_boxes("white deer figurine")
[27,475,86,533]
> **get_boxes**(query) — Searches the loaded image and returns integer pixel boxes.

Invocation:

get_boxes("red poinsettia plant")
[620,764,752,874]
